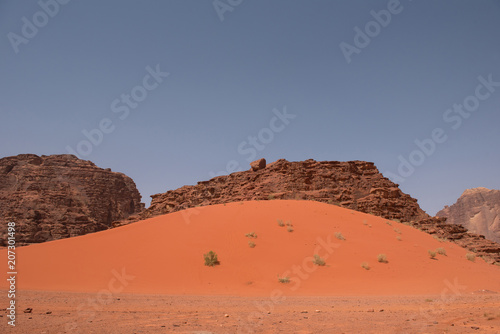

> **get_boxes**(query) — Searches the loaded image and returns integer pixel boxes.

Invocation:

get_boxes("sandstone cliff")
[0,154,144,245]
[144,159,429,222]
[437,187,500,243]
[140,159,500,264]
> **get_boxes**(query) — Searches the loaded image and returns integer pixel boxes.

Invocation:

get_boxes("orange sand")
[2,200,499,295]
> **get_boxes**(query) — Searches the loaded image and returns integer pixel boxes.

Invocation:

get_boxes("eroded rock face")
[250,158,266,171]
[406,217,500,264]
[142,159,499,264]
[145,159,429,222]
[436,187,500,243]
[0,154,144,245]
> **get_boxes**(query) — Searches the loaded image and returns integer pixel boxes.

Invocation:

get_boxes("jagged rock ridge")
[144,159,429,222]
[0,154,144,245]
[141,159,500,264]
[437,187,500,243]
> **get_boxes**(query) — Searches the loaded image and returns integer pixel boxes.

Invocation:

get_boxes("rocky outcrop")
[141,159,499,264]
[0,154,144,245]
[436,188,500,244]
[406,217,500,264]
[250,158,267,171]
[144,159,428,222]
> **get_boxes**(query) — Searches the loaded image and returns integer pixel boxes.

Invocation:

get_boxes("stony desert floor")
[1,201,499,333]
[1,290,500,333]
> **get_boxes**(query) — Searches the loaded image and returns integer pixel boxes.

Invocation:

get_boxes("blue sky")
[1,0,499,215]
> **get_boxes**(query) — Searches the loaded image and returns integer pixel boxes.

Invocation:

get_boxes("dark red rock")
[250,158,266,171]
[0,154,144,245]
[139,158,499,264]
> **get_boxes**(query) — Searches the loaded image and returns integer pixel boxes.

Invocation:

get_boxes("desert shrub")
[377,254,388,263]
[245,232,257,238]
[268,194,275,200]
[436,247,446,256]
[286,220,292,226]
[203,251,220,267]
[392,219,401,223]
[361,262,370,270]
[386,221,392,226]
[432,235,448,242]
[396,236,402,241]
[278,275,290,283]
[248,241,256,248]
[313,254,326,266]
[277,219,285,227]
[466,253,476,262]
[287,226,294,232]
[393,228,401,234]
[428,250,437,259]
[334,232,345,240]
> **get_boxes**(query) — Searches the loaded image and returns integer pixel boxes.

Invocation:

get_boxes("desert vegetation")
[278,275,290,283]
[436,247,447,256]
[428,250,437,259]
[335,232,345,240]
[361,262,370,270]
[203,251,220,267]
[248,241,256,248]
[245,232,257,238]
[313,254,326,266]
[377,254,388,263]
[466,252,476,262]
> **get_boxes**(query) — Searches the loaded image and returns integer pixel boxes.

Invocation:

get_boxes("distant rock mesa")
[0,154,144,245]
[437,187,500,243]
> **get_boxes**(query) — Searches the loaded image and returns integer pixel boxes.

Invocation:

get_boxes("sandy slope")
[1,200,499,295]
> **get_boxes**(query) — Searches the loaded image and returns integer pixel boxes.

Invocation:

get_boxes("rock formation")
[144,159,428,222]
[406,217,500,264]
[141,159,499,264]
[437,187,500,243]
[0,154,144,245]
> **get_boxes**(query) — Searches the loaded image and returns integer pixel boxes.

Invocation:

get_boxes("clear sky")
[1,0,499,215]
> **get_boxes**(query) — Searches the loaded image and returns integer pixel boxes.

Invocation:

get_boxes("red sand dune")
[2,200,499,296]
